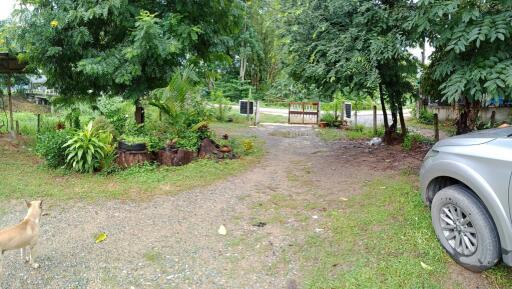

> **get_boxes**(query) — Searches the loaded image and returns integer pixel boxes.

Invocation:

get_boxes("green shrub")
[36,130,73,168]
[64,122,114,173]
[418,108,434,125]
[242,139,254,153]
[175,130,200,151]
[321,112,338,127]
[96,96,130,133]
[402,133,434,151]
[345,125,384,140]
[121,135,149,145]
[92,116,118,138]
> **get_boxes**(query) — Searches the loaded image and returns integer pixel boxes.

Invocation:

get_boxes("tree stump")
[198,138,220,158]
[117,150,151,168]
[173,149,195,166]
[158,149,178,166]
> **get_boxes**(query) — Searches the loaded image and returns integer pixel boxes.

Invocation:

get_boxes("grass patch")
[143,249,162,264]
[259,113,287,123]
[316,126,384,142]
[301,175,451,289]
[345,125,384,140]
[407,118,456,137]
[402,133,435,151]
[486,265,512,288]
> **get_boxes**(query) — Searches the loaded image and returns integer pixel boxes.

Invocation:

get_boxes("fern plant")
[63,121,113,173]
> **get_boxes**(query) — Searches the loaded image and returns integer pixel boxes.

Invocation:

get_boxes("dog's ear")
[25,200,31,208]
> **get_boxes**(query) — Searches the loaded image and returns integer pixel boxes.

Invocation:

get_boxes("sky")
[0,0,16,20]
[0,0,432,60]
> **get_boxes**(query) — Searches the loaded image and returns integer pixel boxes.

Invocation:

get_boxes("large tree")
[414,0,512,134]
[13,0,243,122]
[285,0,418,143]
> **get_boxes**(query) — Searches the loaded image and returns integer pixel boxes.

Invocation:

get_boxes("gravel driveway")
[0,125,336,289]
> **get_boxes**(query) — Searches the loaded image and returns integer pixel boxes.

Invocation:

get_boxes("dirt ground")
[0,125,492,288]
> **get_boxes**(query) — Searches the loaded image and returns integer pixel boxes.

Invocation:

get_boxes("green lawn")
[259,113,288,123]
[407,118,456,137]
[316,127,384,142]
[300,174,512,289]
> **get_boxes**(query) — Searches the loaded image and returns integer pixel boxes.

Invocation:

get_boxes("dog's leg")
[28,245,39,269]
[21,247,29,263]
[0,250,4,275]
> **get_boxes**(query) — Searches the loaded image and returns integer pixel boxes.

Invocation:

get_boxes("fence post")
[37,114,41,133]
[317,102,320,125]
[15,120,20,135]
[434,113,439,142]
[288,102,291,124]
[373,105,377,135]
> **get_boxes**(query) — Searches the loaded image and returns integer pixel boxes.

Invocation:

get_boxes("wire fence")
[0,112,60,136]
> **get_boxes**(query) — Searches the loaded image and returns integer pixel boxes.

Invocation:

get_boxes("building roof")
[0,52,27,74]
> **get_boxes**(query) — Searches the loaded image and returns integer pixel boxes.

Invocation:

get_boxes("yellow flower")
[50,20,58,28]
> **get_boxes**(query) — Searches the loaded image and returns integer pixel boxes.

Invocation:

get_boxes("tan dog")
[0,200,43,270]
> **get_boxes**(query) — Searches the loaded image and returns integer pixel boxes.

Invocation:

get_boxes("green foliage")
[285,0,417,137]
[12,0,243,102]
[63,122,114,173]
[402,133,434,151]
[175,130,201,151]
[92,116,117,139]
[121,135,148,145]
[64,107,81,129]
[95,96,129,134]
[148,66,213,150]
[36,129,73,169]
[418,108,434,125]
[415,1,512,104]
[216,78,255,101]
[211,89,232,121]
[149,66,212,130]
[320,112,337,127]
[346,125,384,140]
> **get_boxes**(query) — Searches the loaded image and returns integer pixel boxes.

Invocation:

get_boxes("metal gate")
[288,102,320,124]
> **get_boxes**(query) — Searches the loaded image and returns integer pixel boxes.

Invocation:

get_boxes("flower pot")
[118,141,147,152]
[219,145,232,153]
[319,121,328,128]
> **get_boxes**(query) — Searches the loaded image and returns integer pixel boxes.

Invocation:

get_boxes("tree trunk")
[239,57,247,82]
[397,99,407,136]
[390,110,398,133]
[379,83,389,131]
[135,99,145,124]
[456,98,480,135]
